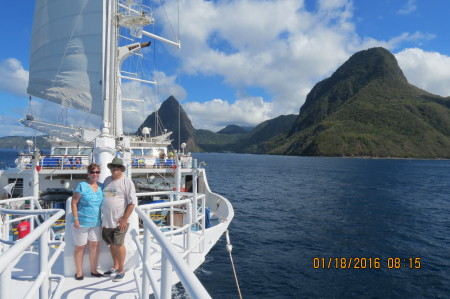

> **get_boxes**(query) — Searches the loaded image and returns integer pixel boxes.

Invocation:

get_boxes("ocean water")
[2,149,449,298]
[0,148,22,169]
[192,153,450,298]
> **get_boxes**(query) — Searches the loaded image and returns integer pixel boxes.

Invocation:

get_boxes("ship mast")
[95,0,181,181]
[95,0,118,182]
[102,0,119,136]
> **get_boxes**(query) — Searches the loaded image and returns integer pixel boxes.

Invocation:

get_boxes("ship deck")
[12,251,140,298]
[9,225,219,298]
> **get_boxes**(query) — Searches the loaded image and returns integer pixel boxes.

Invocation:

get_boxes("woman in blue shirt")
[71,163,104,280]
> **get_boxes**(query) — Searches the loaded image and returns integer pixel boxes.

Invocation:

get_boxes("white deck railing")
[0,192,214,299]
[132,191,212,299]
[15,154,192,170]
[0,197,65,299]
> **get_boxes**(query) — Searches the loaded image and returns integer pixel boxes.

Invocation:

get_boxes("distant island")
[0,136,50,150]
[3,47,450,158]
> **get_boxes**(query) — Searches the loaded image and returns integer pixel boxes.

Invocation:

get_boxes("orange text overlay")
[312,257,421,269]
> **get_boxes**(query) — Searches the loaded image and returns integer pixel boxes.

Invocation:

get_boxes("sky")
[1,0,450,137]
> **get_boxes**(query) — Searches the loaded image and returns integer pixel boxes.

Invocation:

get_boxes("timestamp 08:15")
[312,257,421,269]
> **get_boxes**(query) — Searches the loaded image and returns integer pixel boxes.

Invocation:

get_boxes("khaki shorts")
[102,224,129,246]
[72,226,101,246]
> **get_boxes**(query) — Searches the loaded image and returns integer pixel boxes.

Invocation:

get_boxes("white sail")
[27,0,104,116]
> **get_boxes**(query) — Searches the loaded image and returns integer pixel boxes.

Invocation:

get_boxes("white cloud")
[156,0,359,127]
[396,48,450,97]
[155,0,440,130]
[120,70,187,132]
[0,0,445,137]
[153,71,187,102]
[0,115,37,137]
[398,0,417,15]
[184,96,273,131]
[0,58,28,97]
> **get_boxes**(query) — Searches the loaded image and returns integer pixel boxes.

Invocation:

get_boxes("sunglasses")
[90,171,101,174]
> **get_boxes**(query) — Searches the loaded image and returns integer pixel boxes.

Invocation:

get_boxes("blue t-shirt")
[74,182,103,227]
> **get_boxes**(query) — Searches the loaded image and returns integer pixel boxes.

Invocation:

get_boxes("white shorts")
[72,226,101,246]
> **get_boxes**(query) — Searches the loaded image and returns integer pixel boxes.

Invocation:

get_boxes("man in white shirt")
[101,157,137,282]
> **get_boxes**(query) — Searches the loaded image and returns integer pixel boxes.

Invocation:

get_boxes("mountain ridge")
[265,47,450,158]
[4,47,450,158]
[136,96,202,152]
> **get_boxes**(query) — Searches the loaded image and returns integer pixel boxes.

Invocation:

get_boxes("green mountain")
[135,96,296,153]
[136,96,202,152]
[233,115,297,153]
[6,47,450,158]
[195,115,297,153]
[195,129,243,152]
[0,135,50,149]
[217,125,250,134]
[265,47,450,158]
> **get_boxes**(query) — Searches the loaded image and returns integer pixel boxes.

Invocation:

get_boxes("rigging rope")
[225,230,243,299]
[159,0,178,40]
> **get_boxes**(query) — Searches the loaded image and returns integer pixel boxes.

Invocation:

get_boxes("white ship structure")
[0,0,234,298]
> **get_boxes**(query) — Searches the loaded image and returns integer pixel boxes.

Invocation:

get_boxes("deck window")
[67,148,79,155]
[80,148,91,155]
[143,149,154,157]
[53,148,66,155]
[132,149,143,156]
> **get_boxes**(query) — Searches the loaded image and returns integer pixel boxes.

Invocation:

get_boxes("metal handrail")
[0,197,61,244]
[134,204,212,299]
[0,192,212,298]
[0,198,65,299]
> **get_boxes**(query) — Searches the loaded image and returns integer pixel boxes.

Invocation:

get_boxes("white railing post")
[0,263,11,298]
[202,194,206,251]
[0,217,2,253]
[175,152,181,200]
[134,204,212,299]
[39,218,50,299]
[30,198,36,231]
[186,201,192,266]
[0,201,65,299]
[32,150,40,199]
[141,226,151,298]
[2,214,10,252]
[192,159,198,226]
[160,252,172,299]
[169,193,174,235]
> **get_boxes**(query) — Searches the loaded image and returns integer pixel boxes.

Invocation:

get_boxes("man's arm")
[118,204,135,230]
[118,178,137,230]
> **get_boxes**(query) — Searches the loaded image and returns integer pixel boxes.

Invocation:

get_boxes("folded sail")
[3,183,15,197]
[27,0,104,116]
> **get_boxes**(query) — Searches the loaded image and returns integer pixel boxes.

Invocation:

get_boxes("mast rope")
[159,0,178,41]
[225,230,243,299]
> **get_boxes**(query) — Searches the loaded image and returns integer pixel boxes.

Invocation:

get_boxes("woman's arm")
[71,192,81,228]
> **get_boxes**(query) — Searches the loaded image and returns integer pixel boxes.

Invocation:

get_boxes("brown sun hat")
[107,157,126,171]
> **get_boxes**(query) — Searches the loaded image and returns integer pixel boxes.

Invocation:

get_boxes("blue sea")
[192,153,450,298]
[2,149,449,298]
